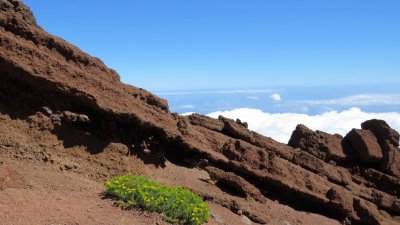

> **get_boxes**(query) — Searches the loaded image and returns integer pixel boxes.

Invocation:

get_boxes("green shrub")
[105,175,210,225]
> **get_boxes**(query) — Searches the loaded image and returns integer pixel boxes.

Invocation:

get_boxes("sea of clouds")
[207,107,400,143]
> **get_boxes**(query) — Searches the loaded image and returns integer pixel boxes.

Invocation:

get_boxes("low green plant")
[105,175,210,225]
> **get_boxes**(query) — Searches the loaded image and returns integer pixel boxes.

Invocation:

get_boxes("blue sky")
[25,0,400,91]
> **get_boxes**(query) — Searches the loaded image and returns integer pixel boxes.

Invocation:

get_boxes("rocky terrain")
[0,1,399,224]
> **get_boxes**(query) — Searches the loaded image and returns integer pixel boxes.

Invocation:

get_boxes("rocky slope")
[0,1,399,224]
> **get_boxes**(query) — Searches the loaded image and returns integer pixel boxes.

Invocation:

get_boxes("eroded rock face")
[0,0,37,26]
[358,120,400,178]
[326,186,353,217]
[219,116,255,143]
[362,119,399,147]
[288,123,400,224]
[1,1,400,225]
[344,129,383,163]
[205,166,266,203]
[289,124,349,162]
[379,140,400,178]
[188,113,224,132]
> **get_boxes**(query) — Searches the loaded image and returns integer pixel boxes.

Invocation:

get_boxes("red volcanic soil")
[1,1,399,224]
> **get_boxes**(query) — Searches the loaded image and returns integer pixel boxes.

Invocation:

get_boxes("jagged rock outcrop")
[379,140,400,178]
[288,123,400,224]
[344,129,383,163]
[0,0,37,26]
[362,119,400,147]
[361,120,400,177]
[289,124,350,162]
[205,166,266,203]
[1,1,399,225]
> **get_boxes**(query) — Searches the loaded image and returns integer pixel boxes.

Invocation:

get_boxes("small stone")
[241,215,252,224]
[210,212,223,223]
[41,107,53,116]
[77,114,90,123]
[64,164,74,170]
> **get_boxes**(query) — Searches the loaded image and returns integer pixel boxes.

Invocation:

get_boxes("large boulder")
[289,124,349,162]
[361,119,399,147]
[360,119,400,177]
[379,140,400,178]
[344,129,383,163]
[187,114,224,132]
[219,116,255,143]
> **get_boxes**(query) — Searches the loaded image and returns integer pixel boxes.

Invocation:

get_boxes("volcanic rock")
[219,116,256,143]
[289,124,349,162]
[379,140,400,178]
[326,186,353,216]
[188,113,224,132]
[205,166,266,203]
[361,119,399,147]
[1,1,400,225]
[292,150,351,185]
[344,129,383,163]
[360,119,400,177]
[61,111,90,123]
[0,0,37,26]
[361,168,400,197]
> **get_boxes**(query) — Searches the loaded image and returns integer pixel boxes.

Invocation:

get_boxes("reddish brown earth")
[0,1,399,225]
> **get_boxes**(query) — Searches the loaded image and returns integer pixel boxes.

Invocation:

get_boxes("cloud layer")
[303,94,400,106]
[207,107,400,143]
[270,93,282,101]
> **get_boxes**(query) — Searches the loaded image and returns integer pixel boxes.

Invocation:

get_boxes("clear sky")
[24,0,400,91]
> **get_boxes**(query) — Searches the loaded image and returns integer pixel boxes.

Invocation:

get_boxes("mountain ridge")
[0,1,399,224]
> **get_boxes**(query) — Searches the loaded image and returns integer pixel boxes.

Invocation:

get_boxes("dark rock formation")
[0,0,37,26]
[379,140,400,178]
[188,113,224,132]
[219,116,256,143]
[1,1,399,224]
[289,124,350,162]
[362,119,399,147]
[359,120,400,177]
[205,166,266,203]
[344,129,383,163]
[288,123,400,224]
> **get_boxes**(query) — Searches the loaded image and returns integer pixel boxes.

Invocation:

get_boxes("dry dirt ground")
[0,157,341,225]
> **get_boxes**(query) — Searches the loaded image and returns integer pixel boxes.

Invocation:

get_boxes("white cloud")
[270,93,282,101]
[220,89,275,94]
[181,112,195,116]
[304,94,400,106]
[246,96,259,100]
[207,107,400,144]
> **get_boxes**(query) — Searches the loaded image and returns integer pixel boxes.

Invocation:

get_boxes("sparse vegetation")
[105,175,210,225]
